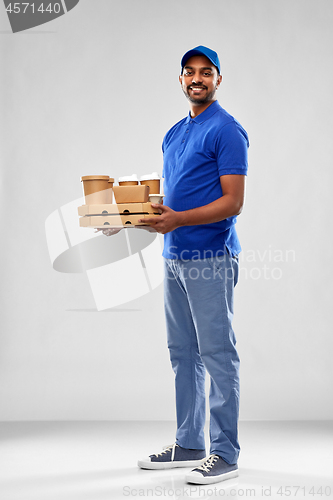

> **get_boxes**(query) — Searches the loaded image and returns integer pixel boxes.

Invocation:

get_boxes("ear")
[216,74,222,89]
[179,74,183,85]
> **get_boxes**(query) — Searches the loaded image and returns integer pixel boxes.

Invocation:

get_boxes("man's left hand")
[138,204,181,234]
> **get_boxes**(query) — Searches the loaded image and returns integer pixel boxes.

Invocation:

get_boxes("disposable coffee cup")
[140,172,160,194]
[81,175,110,205]
[149,194,165,204]
[107,177,115,204]
[118,174,138,186]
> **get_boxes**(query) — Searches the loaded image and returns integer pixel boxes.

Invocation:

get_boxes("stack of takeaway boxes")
[78,173,164,228]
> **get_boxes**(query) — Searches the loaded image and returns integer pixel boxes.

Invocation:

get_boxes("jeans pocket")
[206,255,228,274]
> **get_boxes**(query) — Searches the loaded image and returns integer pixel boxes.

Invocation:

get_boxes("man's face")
[179,55,222,105]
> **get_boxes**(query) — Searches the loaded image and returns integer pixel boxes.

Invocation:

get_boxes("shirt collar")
[184,100,220,125]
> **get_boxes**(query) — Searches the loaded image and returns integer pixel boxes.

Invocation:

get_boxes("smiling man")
[181,54,222,105]
[138,46,249,485]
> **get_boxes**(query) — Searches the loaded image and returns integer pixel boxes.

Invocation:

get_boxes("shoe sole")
[138,459,206,470]
[186,469,239,484]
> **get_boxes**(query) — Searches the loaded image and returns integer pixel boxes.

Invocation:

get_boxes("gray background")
[1,0,332,421]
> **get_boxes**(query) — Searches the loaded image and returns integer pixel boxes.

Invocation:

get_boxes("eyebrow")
[184,66,214,71]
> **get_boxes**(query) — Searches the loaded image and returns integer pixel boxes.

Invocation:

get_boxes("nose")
[191,72,202,84]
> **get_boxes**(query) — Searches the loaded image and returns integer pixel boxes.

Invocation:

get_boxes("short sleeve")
[215,121,249,176]
[162,137,165,178]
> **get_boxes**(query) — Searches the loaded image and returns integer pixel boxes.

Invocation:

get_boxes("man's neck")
[189,99,216,118]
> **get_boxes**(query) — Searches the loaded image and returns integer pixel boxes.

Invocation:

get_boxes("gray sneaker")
[186,454,238,484]
[138,443,206,470]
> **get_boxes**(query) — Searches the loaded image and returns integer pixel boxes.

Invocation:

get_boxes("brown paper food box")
[113,185,149,203]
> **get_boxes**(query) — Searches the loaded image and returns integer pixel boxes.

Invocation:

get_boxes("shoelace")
[196,454,219,472]
[153,443,178,461]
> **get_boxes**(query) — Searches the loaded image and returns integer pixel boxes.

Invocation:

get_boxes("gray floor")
[0,421,332,500]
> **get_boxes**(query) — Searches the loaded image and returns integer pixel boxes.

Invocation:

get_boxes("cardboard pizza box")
[79,213,159,228]
[78,202,159,216]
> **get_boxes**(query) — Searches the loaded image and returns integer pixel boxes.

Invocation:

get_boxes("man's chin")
[187,95,212,105]
[183,90,216,106]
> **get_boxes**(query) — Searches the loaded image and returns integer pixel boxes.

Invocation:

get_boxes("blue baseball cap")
[181,45,221,74]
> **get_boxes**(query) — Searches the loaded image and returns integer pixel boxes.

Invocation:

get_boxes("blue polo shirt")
[162,100,249,259]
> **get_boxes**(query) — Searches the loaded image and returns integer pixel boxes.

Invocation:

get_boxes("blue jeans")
[164,254,240,465]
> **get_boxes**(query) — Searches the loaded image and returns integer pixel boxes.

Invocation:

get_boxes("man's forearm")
[177,195,243,227]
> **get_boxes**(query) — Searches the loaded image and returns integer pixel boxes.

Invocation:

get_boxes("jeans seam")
[183,265,198,449]
[222,263,238,462]
[183,342,197,449]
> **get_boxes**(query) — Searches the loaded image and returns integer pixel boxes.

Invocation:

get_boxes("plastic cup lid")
[140,172,160,181]
[118,174,139,182]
